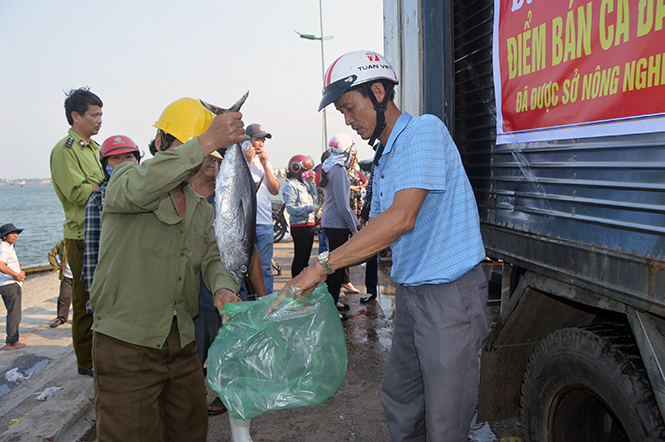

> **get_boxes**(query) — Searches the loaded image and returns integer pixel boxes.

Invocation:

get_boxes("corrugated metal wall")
[422,0,665,313]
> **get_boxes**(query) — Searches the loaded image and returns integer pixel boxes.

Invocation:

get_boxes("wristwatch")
[317,251,335,275]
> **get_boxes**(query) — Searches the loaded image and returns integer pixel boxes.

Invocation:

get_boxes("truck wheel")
[520,323,665,442]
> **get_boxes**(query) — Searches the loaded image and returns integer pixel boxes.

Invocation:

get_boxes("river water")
[0,184,65,266]
[0,180,287,268]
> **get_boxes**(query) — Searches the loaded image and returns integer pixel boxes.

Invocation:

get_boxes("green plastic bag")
[206,283,347,420]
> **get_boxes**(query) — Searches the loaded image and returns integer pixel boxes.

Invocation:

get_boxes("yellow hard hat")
[153,98,215,144]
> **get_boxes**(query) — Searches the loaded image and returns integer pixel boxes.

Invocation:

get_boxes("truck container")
[383,0,665,440]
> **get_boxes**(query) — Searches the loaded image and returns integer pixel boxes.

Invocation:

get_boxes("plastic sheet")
[207,284,347,420]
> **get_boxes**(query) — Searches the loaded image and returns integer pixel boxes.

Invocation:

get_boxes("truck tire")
[520,323,665,442]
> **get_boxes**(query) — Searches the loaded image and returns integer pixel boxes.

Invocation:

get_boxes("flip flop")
[207,397,227,415]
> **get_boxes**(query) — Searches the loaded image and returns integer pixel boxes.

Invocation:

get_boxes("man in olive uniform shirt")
[90,98,247,442]
[50,87,104,376]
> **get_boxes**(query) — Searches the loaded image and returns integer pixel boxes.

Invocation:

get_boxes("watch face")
[318,251,329,260]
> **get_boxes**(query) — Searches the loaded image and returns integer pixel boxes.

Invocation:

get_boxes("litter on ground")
[5,368,31,383]
[35,386,63,401]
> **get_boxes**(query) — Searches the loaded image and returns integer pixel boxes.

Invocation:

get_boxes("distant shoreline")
[0,180,52,185]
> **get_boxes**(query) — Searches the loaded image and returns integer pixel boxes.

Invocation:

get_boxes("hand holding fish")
[200,92,257,291]
[198,112,246,156]
[213,288,242,314]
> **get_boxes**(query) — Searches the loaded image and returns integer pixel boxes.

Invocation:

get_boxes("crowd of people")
[282,133,377,321]
[0,50,489,442]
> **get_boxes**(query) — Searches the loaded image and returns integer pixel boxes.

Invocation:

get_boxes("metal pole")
[319,0,328,152]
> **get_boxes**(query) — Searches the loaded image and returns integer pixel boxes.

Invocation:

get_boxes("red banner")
[494,0,665,144]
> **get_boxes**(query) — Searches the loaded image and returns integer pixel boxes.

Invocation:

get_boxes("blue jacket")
[283,178,317,226]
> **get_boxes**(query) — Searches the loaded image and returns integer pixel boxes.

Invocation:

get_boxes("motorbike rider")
[283,155,318,277]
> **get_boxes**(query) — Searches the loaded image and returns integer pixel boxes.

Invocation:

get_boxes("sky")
[0,0,384,180]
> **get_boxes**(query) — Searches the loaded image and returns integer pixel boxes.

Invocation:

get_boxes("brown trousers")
[65,238,93,368]
[92,320,208,442]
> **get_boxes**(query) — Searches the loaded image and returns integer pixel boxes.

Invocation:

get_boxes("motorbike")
[272,202,288,243]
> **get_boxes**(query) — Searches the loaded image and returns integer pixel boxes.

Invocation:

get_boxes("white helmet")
[319,51,398,111]
[319,51,398,145]
[328,133,355,155]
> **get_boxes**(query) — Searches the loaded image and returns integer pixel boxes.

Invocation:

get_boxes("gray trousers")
[0,282,22,344]
[56,277,72,321]
[381,264,489,442]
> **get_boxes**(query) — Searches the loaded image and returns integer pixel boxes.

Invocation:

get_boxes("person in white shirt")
[0,223,26,350]
[243,123,280,295]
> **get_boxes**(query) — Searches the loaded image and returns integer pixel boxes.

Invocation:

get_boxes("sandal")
[208,397,227,415]
[50,318,66,328]
[342,283,360,293]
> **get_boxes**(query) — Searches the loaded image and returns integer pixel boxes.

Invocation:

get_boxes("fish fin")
[228,91,249,112]
[235,199,248,241]
[200,91,249,115]
[234,198,254,281]
[199,100,226,115]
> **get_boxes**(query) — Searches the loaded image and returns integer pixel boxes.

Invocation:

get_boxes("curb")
[0,349,94,441]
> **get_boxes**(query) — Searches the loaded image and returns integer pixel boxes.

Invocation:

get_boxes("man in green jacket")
[89,97,246,442]
[49,87,104,377]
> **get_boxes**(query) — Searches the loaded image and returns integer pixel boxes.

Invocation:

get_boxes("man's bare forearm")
[264,166,280,195]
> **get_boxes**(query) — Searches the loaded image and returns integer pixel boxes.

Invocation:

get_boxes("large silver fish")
[201,92,256,287]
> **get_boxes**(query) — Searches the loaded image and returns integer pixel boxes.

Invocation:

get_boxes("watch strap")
[317,254,335,275]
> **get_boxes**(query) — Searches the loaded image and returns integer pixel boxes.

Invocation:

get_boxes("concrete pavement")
[0,237,396,441]
[0,238,521,441]
[0,271,95,441]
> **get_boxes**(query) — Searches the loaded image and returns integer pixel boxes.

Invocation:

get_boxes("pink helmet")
[328,133,355,155]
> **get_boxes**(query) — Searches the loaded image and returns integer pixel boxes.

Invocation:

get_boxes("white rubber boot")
[228,415,253,442]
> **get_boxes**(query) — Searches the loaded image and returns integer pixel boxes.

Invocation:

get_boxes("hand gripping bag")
[207,284,347,419]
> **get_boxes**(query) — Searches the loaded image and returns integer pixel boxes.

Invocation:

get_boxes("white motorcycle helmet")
[319,51,398,145]
[328,133,355,155]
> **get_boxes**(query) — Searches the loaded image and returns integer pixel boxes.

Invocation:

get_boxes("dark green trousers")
[92,321,208,442]
[65,238,93,368]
